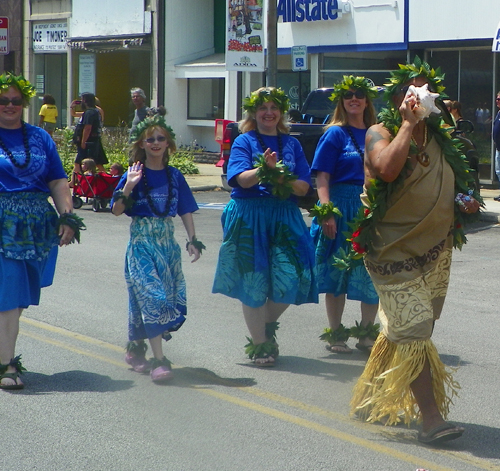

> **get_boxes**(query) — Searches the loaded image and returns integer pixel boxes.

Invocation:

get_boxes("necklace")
[255,130,283,159]
[141,165,173,217]
[411,124,429,167]
[0,121,31,169]
[345,126,364,160]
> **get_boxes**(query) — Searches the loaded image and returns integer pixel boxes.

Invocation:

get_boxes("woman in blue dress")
[213,87,318,366]
[111,116,204,383]
[310,76,379,354]
[0,73,81,390]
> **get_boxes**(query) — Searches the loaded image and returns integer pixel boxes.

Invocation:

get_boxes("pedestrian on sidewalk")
[212,87,318,367]
[111,115,205,383]
[0,73,84,390]
[493,91,500,201]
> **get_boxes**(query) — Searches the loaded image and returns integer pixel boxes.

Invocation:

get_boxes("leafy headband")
[243,87,290,113]
[383,55,447,104]
[130,115,176,143]
[0,73,36,102]
[329,75,379,103]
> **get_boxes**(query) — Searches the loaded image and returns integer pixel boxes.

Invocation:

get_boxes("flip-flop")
[418,423,465,445]
[327,343,353,354]
[0,372,24,390]
[355,343,373,353]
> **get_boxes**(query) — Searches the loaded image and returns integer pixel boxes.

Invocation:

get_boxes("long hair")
[129,125,176,167]
[324,97,377,130]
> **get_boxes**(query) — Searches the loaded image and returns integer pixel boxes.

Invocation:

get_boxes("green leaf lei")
[186,236,206,254]
[329,75,380,103]
[0,73,36,102]
[57,213,86,244]
[243,87,290,114]
[129,115,175,143]
[308,202,343,224]
[253,153,297,199]
[319,325,351,344]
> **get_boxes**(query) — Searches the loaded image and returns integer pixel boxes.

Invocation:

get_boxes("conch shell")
[406,84,441,120]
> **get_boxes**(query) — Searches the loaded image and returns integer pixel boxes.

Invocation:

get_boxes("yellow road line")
[20,317,500,471]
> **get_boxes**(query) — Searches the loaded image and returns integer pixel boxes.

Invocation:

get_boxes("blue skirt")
[125,217,187,341]
[310,184,378,304]
[212,197,318,308]
[0,192,59,311]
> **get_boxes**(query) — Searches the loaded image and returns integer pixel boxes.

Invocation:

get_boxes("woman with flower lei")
[350,57,481,445]
[111,116,204,383]
[310,76,380,355]
[0,73,83,390]
[212,87,318,367]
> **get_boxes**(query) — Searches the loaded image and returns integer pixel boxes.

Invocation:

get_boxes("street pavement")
[188,163,500,223]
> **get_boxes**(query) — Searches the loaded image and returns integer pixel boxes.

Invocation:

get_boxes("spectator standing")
[38,94,58,137]
[129,88,148,139]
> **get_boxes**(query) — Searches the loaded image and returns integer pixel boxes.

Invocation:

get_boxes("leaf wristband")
[58,212,86,243]
[186,236,206,254]
[308,202,343,224]
[253,153,297,200]
[114,190,135,210]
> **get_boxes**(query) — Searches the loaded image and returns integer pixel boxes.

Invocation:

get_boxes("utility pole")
[266,0,277,87]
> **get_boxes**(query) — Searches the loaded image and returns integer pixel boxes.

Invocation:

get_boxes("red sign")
[0,17,9,55]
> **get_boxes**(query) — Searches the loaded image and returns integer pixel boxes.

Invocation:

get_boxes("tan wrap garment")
[351,135,461,425]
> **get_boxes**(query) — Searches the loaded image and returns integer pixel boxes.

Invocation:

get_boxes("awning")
[67,34,150,53]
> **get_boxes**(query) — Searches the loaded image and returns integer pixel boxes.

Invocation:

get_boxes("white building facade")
[23,0,500,167]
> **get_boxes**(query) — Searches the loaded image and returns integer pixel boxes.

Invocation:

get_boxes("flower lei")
[0,73,36,102]
[308,202,342,224]
[243,87,290,113]
[329,75,379,103]
[129,115,175,144]
[253,153,297,199]
[334,108,484,270]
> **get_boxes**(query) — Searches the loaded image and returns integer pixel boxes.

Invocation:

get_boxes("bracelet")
[185,236,206,254]
[58,212,86,243]
[114,190,135,210]
[308,202,343,224]
[253,154,297,200]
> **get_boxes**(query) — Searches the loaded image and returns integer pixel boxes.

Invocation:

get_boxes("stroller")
[72,172,121,212]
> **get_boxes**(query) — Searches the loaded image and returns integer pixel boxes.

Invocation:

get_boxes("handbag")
[72,123,83,145]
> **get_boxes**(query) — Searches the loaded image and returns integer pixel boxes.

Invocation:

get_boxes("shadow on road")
[11,370,135,395]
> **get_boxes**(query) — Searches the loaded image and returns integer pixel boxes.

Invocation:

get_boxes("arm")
[316,171,337,239]
[80,124,92,150]
[47,178,76,246]
[180,212,201,263]
[38,116,45,127]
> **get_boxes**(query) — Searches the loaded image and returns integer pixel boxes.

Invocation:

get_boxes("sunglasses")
[0,97,24,106]
[496,97,500,101]
[342,90,366,100]
[143,135,167,144]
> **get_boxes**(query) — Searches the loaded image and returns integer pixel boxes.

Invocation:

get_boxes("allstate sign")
[277,0,340,23]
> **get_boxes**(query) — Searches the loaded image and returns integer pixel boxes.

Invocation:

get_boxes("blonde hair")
[324,96,377,130]
[239,87,290,134]
[129,125,176,167]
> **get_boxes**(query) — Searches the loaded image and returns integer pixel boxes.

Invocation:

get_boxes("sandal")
[150,357,173,383]
[319,325,352,354]
[0,356,26,390]
[244,337,279,367]
[125,341,150,373]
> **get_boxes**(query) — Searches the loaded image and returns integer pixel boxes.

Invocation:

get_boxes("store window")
[188,78,225,120]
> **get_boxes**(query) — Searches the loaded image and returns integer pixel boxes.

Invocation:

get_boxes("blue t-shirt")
[228,131,312,199]
[0,123,67,192]
[111,166,198,217]
[311,125,366,186]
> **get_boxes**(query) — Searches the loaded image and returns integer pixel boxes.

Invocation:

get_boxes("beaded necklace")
[141,164,173,217]
[344,126,364,160]
[255,130,283,159]
[0,121,31,169]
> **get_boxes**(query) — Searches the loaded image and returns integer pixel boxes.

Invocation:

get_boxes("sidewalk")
[188,164,500,224]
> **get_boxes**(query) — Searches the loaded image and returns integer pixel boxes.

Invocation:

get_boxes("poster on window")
[226,0,265,72]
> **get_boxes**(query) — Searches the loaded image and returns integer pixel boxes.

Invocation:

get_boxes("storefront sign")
[493,20,500,52]
[0,17,8,55]
[278,0,339,23]
[33,22,68,53]
[79,54,96,95]
[226,0,265,72]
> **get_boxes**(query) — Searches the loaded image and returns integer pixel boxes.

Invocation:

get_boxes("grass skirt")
[350,333,460,426]
[310,184,378,303]
[125,217,186,341]
[212,197,318,308]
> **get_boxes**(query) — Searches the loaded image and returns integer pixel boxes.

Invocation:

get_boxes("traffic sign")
[0,17,9,55]
[291,45,308,71]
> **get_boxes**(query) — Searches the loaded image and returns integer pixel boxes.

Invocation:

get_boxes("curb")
[480,212,500,224]
[189,185,220,192]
